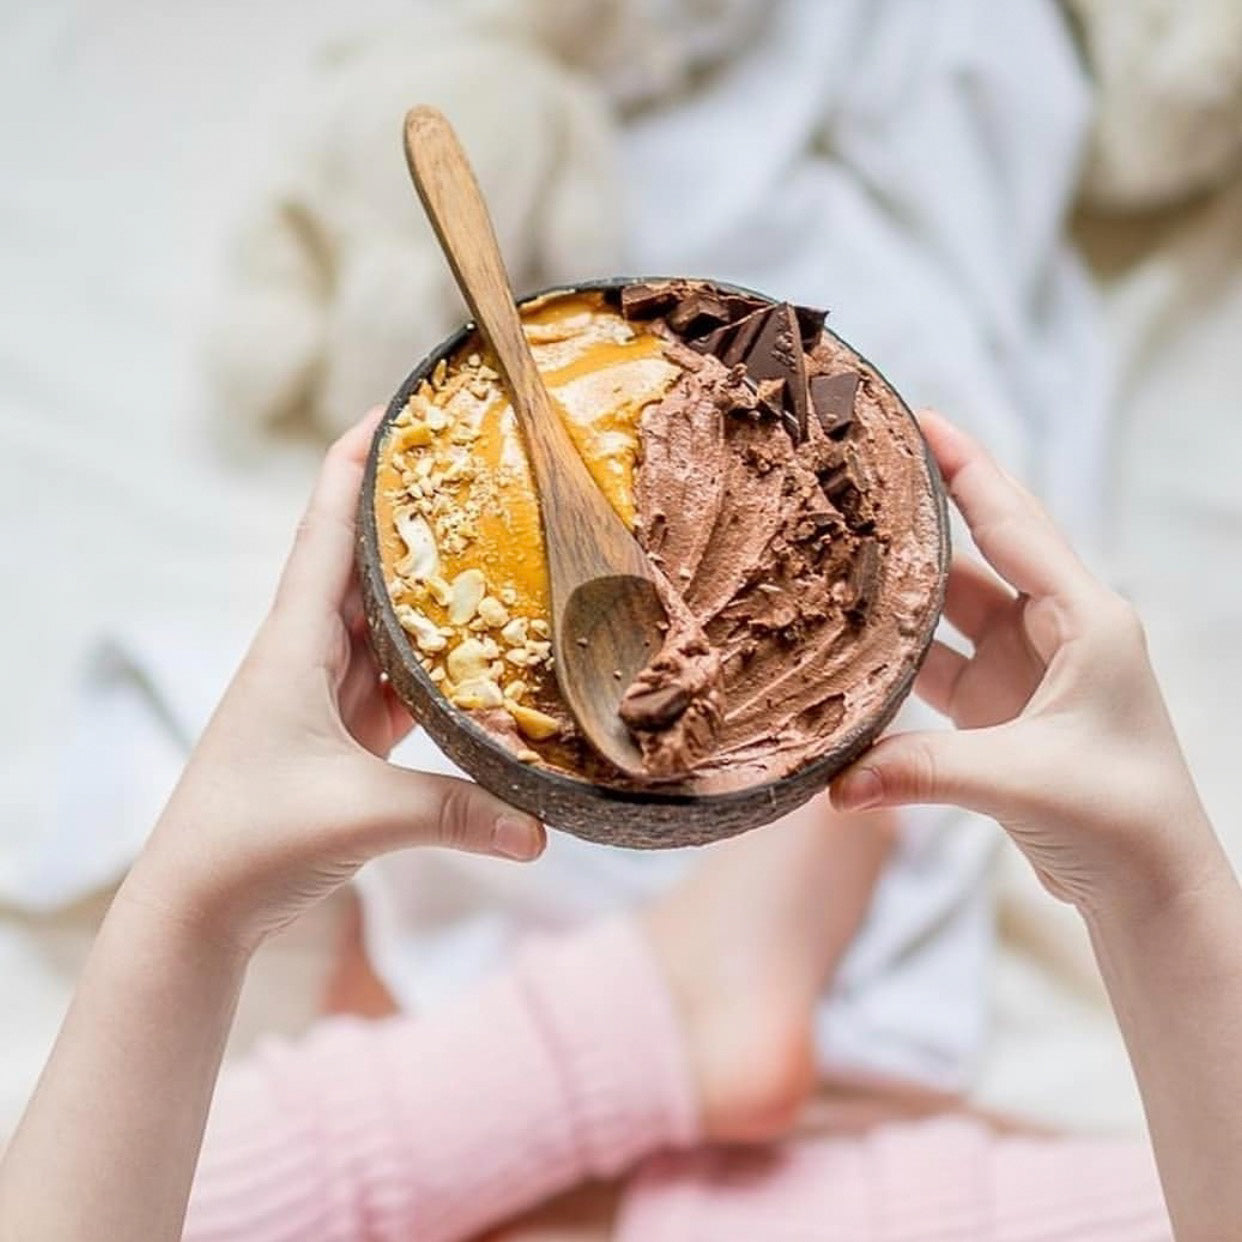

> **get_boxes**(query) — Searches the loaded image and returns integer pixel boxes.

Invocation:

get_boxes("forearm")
[0,878,246,1242]
[1085,828,1242,1242]
[184,917,696,1242]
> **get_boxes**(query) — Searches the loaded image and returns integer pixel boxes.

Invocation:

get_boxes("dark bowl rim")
[357,274,951,810]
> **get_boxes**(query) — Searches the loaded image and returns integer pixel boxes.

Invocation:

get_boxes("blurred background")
[3,0,1241,1146]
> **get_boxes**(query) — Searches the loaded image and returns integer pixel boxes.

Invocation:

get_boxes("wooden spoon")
[403,105,668,776]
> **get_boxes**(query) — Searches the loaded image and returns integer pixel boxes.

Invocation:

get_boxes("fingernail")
[492,815,543,861]
[835,768,882,811]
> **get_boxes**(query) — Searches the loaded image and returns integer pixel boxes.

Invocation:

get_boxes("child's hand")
[832,410,1214,913]
[125,409,545,953]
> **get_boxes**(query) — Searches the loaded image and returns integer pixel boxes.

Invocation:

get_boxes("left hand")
[124,408,545,953]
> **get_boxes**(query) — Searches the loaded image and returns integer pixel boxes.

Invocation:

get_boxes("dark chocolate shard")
[690,321,738,355]
[793,304,828,349]
[754,376,786,421]
[810,371,859,439]
[619,683,692,731]
[845,539,883,623]
[720,306,772,367]
[820,453,863,526]
[666,291,732,338]
[740,303,811,444]
[620,282,678,319]
[722,292,769,319]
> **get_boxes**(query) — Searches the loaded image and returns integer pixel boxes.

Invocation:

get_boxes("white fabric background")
[1,0,1240,1138]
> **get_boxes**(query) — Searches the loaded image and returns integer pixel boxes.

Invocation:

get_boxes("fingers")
[356,758,546,862]
[275,407,386,620]
[914,640,968,717]
[942,555,1013,642]
[830,726,1022,819]
[381,683,417,749]
[918,410,1093,603]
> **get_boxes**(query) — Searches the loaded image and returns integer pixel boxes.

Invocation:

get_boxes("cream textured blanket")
[2,0,1241,1137]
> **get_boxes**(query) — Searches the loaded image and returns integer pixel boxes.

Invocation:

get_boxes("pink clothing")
[186,917,1171,1242]
[187,919,695,1242]
[619,1124,1171,1241]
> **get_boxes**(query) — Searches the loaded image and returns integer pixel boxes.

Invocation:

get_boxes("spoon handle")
[403,106,665,777]
[403,106,589,500]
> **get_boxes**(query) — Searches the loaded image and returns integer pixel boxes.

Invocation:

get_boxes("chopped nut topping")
[447,637,491,684]
[504,679,527,703]
[395,509,439,581]
[395,605,448,654]
[391,423,432,452]
[507,701,561,741]
[448,568,486,624]
[451,678,504,710]
[500,618,528,646]
[425,576,452,608]
[477,596,510,629]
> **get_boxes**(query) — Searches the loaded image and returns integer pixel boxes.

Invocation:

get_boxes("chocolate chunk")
[722,292,769,319]
[619,683,692,731]
[754,377,787,421]
[793,304,828,349]
[820,458,862,526]
[845,540,883,623]
[810,371,859,439]
[780,409,803,444]
[666,291,732,338]
[719,306,772,367]
[688,322,734,356]
[657,291,820,445]
[740,303,812,443]
[620,282,678,319]
[819,441,877,530]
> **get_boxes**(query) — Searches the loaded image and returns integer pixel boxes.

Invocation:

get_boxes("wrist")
[116,847,259,970]
[1077,803,1232,933]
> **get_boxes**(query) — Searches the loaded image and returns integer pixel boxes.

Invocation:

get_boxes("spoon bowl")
[556,574,667,777]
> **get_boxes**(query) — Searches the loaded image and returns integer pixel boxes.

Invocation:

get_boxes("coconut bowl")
[357,277,949,849]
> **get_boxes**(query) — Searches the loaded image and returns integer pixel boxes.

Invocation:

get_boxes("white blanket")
[0,0,1100,1109]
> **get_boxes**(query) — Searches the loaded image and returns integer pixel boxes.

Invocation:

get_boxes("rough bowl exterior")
[357,277,950,849]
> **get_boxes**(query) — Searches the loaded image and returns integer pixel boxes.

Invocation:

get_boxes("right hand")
[831,410,1215,913]
[125,409,545,956]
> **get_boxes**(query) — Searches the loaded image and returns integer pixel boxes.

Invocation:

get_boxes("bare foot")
[642,795,896,1143]
[320,891,399,1019]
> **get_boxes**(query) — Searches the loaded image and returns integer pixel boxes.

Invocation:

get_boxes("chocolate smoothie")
[374,279,942,794]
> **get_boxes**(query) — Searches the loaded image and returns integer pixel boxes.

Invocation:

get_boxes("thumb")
[830,727,1018,818]
[354,757,546,862]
